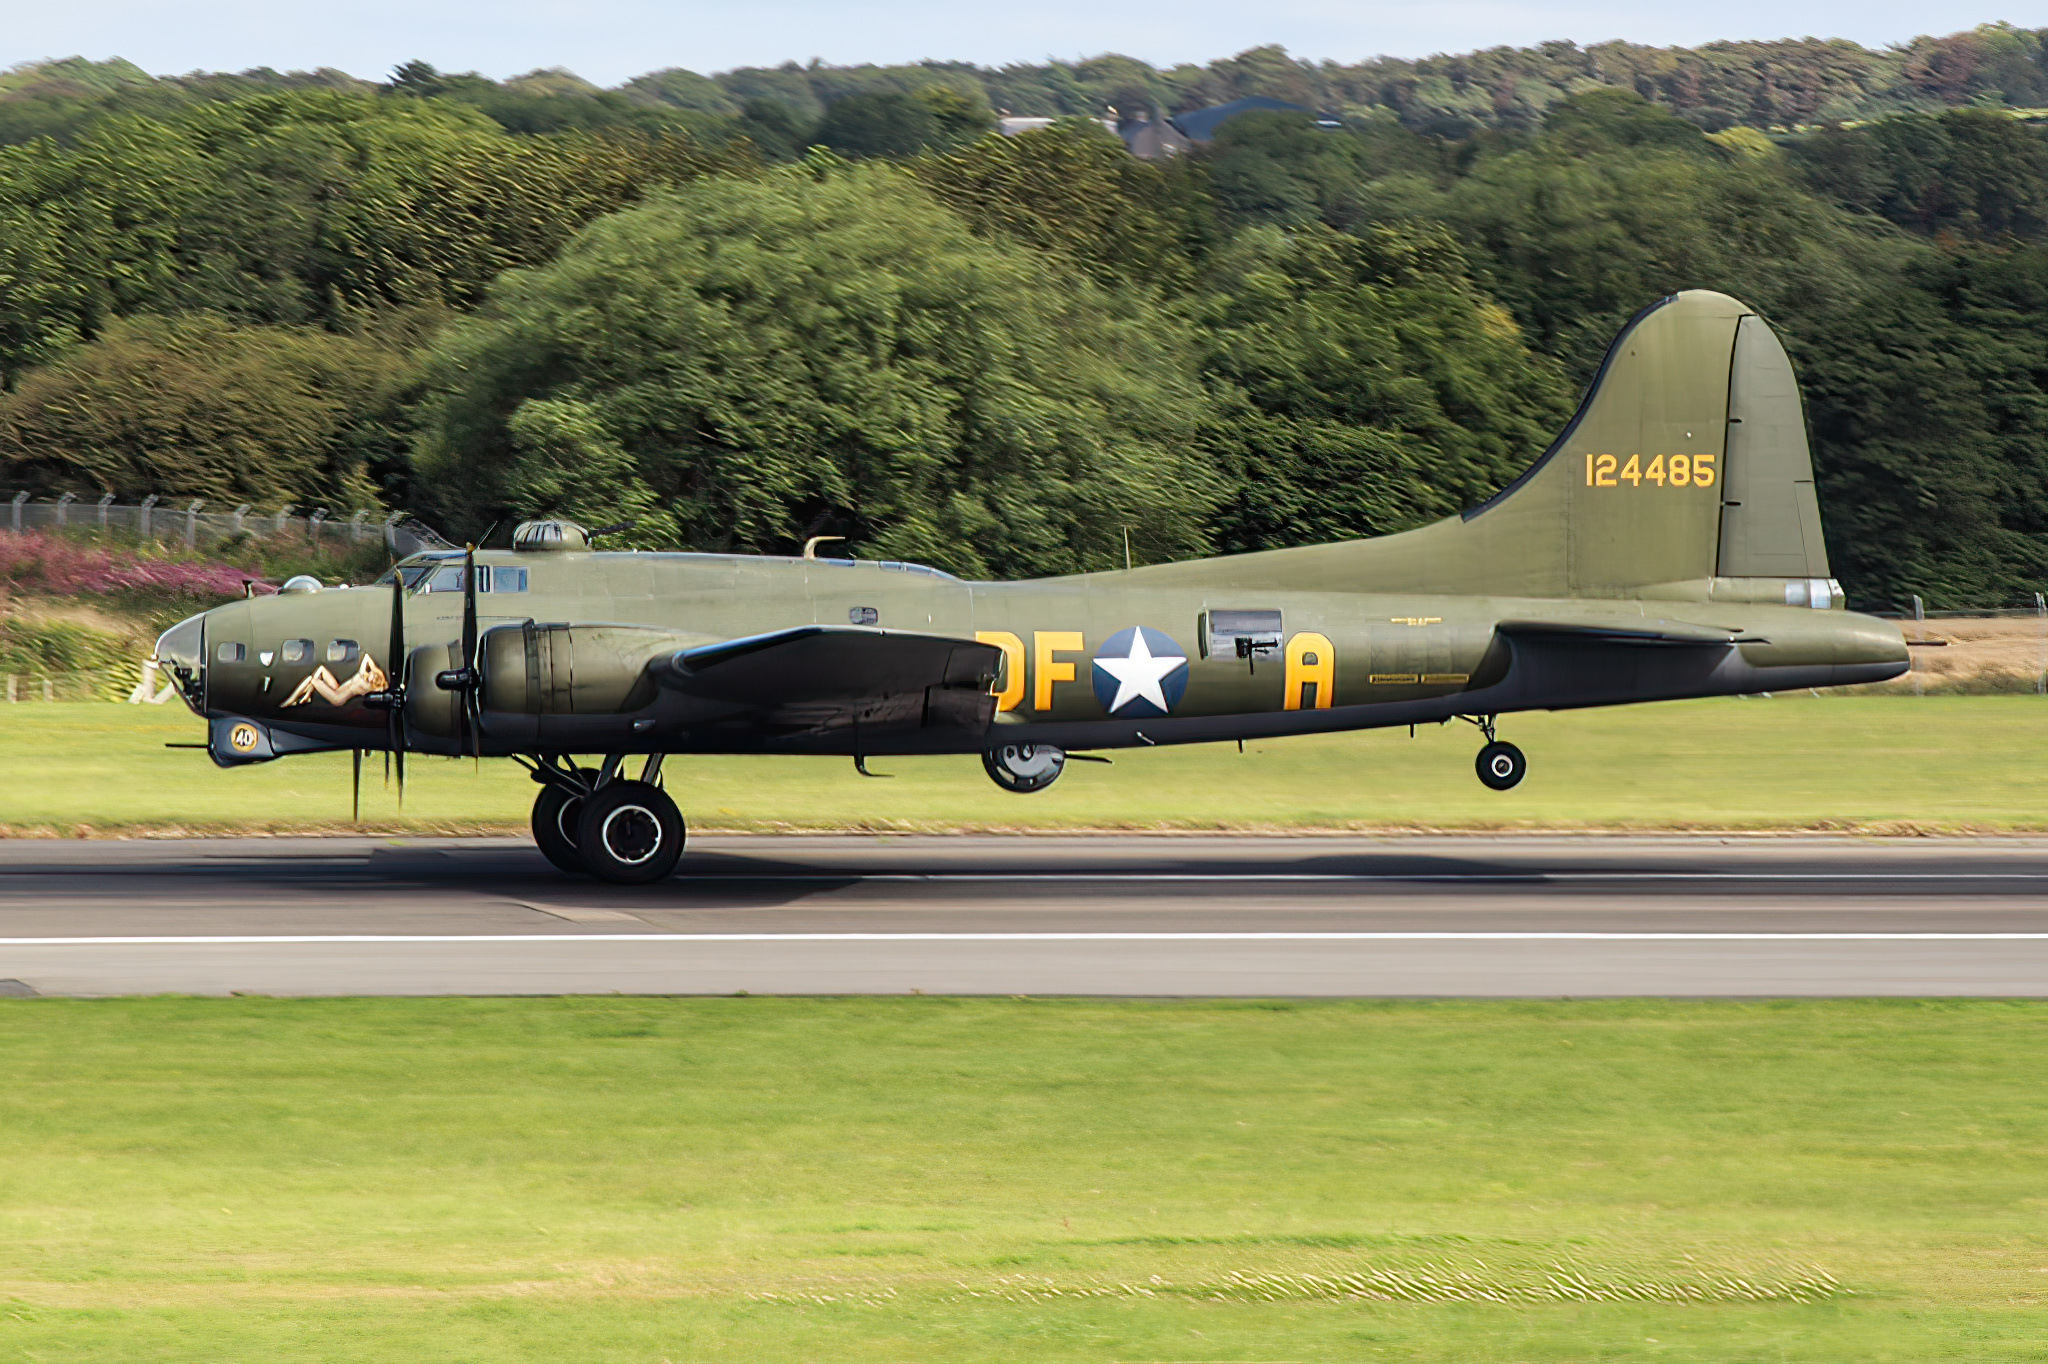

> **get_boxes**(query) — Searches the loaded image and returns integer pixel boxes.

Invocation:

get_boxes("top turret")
[512,521,590,553]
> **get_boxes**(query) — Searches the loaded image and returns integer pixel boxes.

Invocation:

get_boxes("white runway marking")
[670,872,2048,883]
[6,932,2048,945]
[9,870,2046,885]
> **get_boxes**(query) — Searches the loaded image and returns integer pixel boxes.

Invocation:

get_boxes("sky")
[11,2,2028,87]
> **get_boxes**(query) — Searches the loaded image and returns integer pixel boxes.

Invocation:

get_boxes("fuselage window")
[281,639,312,664]
[1204,609,1283,661]
[490,566,528,594]
[424,565,466,593]
[327,640,360,664]
[215,642,245,663]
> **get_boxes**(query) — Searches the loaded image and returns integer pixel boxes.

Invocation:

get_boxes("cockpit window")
[372,557,518,594]
[215,642,245,663]
[371,563,439,589]
[282,639,312,664]
[327,640,360,664]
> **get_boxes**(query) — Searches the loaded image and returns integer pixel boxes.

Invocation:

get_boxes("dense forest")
[1,27,2047,606]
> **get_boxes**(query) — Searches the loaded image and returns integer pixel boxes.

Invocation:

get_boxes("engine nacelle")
[404,623,703,749]
[480,622,702,717]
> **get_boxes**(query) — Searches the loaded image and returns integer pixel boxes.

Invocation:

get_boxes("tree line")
[3,24,2045,148]
[1,75,2047,606]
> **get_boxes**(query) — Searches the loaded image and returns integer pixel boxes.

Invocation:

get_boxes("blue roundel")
[1091,626,1190,718]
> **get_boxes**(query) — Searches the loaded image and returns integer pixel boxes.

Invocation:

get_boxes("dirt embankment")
[1885,616,2048,693]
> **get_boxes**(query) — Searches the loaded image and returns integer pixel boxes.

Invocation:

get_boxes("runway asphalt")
[1,834,2047,997]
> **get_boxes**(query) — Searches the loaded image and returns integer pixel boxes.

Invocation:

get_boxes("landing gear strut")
[523,754,686,883]
[1461,715,1527,791]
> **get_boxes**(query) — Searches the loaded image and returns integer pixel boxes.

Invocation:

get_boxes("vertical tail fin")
[1172,289,1833,601]
[1434,289,1829,597]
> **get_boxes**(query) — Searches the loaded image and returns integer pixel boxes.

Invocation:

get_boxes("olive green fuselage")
[190,545,1908,760]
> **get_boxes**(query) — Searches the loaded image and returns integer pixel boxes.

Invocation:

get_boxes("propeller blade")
[388,569,406,807]
[462,545,479,761]
[352,749,361,823]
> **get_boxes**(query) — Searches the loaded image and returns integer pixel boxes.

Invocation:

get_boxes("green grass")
[0,997,2042,1360]
[6,693,2048,833]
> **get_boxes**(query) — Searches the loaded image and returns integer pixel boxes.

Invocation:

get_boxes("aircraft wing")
[1496,619,1763,647]
[651,625,1002,734]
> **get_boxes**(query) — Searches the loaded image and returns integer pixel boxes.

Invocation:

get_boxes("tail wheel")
[578,779,686,885]
[531,767,598,875]
[1476,740,1527,792]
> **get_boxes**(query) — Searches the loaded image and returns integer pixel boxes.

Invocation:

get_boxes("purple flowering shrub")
[0,531,274,601]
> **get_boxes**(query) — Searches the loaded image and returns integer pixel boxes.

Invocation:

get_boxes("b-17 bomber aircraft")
[152,290,1909,883]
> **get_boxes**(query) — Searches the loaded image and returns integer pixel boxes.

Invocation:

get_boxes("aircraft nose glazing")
[153,612,208,714]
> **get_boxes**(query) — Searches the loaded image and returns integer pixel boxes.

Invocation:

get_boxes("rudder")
[1717,314,1830,580]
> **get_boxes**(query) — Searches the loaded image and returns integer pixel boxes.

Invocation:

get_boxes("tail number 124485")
[1585,453,1715,488]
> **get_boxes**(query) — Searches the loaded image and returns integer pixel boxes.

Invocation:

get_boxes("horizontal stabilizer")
[1496,619,1762,648]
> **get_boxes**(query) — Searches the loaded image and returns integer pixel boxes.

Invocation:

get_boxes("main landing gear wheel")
[983,743,1066,794]
[1476,740,1527,792]
[578,779,686,885]
[531,767,599,875]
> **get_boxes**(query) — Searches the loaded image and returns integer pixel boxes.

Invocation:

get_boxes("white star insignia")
[1095,630,1185,713]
